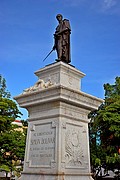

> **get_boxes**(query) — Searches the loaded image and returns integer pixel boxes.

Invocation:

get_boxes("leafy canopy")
[0,75,22,133]
[0,75,26,175]
[0,75,10,98]
[89,77,120,172]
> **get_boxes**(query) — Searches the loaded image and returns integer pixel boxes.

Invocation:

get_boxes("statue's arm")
[55,28,69,36]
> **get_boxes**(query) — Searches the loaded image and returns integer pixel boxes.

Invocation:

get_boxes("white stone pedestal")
[14,61,103,180]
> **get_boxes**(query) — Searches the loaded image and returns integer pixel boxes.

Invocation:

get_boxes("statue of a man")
[53,14,71,63]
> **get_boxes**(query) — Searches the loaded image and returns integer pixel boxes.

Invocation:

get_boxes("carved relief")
[52,120,59,128]
[25,162,29,167]
[65,127,85,167]
[61,120,66,128]
[23,79,53,94]
[51,162,57,169]
[30,124,35,131]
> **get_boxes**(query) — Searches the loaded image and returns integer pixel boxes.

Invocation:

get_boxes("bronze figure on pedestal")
[53,14,71,64]
[43,14,71,64]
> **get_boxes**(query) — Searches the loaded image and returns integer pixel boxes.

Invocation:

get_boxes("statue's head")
[56,14,63,21]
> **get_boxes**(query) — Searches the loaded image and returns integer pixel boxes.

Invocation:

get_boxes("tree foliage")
[89,77,120,174]
[0,75,27,175]
[0,75,10,98]
[0,97,22,133]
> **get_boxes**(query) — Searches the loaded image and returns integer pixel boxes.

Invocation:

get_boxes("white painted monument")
[14,61,103,180]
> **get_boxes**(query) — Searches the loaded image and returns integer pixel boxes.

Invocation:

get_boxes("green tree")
[0,75,10,98]
[89,77,120,177]
[0,75,27,176]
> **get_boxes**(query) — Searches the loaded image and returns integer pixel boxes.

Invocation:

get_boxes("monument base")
[15,62,103,180]
[20,172,94,180]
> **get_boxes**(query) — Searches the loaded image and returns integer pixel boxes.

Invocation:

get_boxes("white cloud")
[102,0,117,10]
[60,0,120,14]
[89,0,120,14]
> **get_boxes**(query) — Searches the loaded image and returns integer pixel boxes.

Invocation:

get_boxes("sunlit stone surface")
[14,61,103,180]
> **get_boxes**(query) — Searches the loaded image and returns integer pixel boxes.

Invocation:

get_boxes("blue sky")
[0,0,120,119]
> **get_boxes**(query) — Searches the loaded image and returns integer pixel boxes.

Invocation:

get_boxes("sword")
[43,48,55,62]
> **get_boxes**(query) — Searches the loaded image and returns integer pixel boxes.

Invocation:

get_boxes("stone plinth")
[14,61,103,180]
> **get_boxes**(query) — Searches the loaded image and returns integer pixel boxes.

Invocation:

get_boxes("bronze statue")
[53,14,71,63]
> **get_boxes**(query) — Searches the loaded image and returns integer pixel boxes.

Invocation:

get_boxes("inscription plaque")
[28,122,56,167]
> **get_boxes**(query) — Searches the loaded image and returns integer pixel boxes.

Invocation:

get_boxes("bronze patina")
[53,14,71,63]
